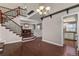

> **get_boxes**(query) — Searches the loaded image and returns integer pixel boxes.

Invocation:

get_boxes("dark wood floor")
[64,39,76,47]
[0,38,77,56]
[64,39,77,56]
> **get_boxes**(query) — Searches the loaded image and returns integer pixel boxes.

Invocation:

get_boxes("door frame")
[61,12,79,46]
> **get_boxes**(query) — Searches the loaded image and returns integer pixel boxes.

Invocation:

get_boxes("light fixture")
[23,6,27,9]
[36,9,40,12]
[44,12,47,15]
[46,6,51,11]
[39,6,44,10]
[36,6,51,15]
[39,12,42,15]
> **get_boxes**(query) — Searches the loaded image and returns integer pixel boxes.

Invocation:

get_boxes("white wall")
[0,24,2,42]
[42,11,67,46]
[42,4,79,48]
[0,33,1,41]
[77,14,79,51]
[34,24,42,37]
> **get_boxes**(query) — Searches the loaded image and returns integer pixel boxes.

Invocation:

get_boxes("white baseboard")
[22,39,35,42]
[42,39,63,46]
[23,36,34,39]
[4,40,22,44]
[77,46,79,51]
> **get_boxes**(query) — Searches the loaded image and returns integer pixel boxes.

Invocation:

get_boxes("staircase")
[0,6,36,44]
[0,24,22,44]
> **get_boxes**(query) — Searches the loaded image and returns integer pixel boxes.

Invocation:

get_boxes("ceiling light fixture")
[36,6,51,15]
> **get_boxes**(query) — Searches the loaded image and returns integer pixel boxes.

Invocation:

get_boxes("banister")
[0,10,3,24]
[0,6,27,29]
[4,7,19,14]
[16,6,20,16]
[4,6,27,15]
[0,7,26,27]
[0,8,23,36]
[3,7,27,18]
[1,6,27,29]
[3,14,21,28]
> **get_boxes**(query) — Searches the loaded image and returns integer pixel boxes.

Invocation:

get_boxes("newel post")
[16,6,20,16]
[0,10,3,24]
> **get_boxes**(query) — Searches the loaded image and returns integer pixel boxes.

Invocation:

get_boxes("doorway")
[62,13,78,56]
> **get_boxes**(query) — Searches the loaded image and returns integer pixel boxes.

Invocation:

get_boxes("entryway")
[62,13,78,56]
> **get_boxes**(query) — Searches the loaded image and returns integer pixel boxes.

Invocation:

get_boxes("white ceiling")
[18,16,41,24]
[28,3,77,20]
[0,3,77,20]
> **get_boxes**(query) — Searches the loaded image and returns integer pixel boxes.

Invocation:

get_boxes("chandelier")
[36,6,51,15]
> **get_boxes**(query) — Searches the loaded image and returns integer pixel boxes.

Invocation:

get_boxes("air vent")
[27,10,34,15]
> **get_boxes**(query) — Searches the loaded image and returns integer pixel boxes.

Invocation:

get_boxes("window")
[64,23,76,32]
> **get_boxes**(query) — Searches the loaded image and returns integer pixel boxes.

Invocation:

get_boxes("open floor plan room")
[0,3,79,56]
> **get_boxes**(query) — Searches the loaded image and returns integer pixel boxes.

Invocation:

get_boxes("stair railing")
[4,6,27,19]
[0,10,22,36]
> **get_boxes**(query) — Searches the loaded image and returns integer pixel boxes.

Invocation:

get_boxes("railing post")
[16,6,20,16]
[21,26,23,40]
[0,10,3,24]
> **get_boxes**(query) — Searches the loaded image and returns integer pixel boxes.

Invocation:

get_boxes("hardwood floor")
[78,51,79,56]
[0,38,77,56]
[64,39,76,47]
[64,39,77,56]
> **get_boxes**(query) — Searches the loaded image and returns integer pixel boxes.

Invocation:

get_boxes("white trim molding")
[42,40,63,46]
[77,48,79,51]
[4,40,22,44]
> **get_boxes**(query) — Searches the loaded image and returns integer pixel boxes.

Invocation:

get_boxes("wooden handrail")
[0,5,27,18]
[4,6,27,14]
[4,6,27,19]
[2,14,21,28]
[4,7,18,14]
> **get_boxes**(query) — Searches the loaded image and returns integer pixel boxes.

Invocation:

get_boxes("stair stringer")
[0,24,22,44]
